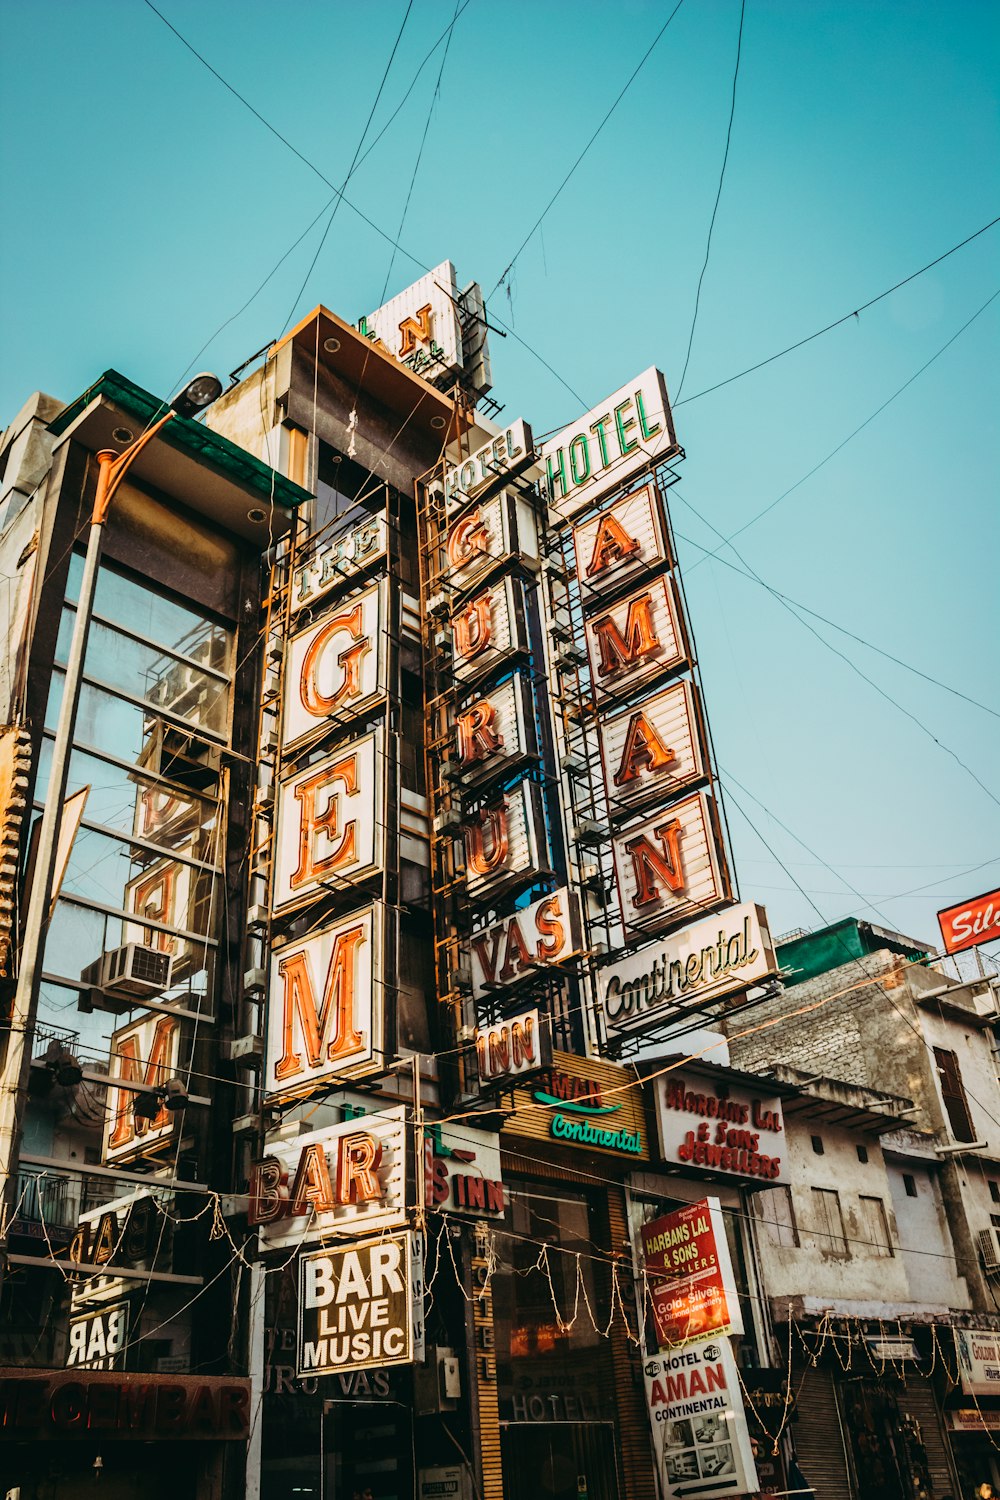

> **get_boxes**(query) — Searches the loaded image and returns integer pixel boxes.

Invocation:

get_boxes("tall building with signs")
[2,266,803,1500]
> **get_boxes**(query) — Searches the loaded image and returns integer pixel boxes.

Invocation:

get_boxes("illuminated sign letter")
[613,711,674,786]
[274,922,366,1080]
[290,753,359,890]
[299,604,371,718]
[336,1132,384,1205]
[453,594,493,661]
[623,819,685,908]
[447,509,492,569]
[106,1015,179,1154]
[248,1158,290,1225]
[592,593,659,677]
[397,303,433,356]
[463,800,509,877]
[587,511,639,577]
[290,1142,336,1216]
[456,700,503,767]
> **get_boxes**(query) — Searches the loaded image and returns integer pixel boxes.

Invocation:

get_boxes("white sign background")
[599,679,706,818]
[613,790,728,938]
[644,1337,758,1500]
[585,575,688,706]
[454,672,534,785]
[653,1071,789,1186]
[363,259,463,374]
[292,515,389,615]
[451,574,528,685]
[542,367,679,523]
[467,886,580,1000]
[256,1107,406,1251]
[265,903,383,1098]
[956,1328,1000,1395]
[283,578,385,749]
[272,728,384,913]
[572,481,670,600]
[464,778,548,900]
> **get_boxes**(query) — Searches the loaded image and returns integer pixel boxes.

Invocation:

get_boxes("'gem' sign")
[272,730,384,913]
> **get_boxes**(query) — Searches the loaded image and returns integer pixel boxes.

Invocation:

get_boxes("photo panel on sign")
[282,578,385,750]
[291,514,388,615]
[585,575,688,707]
[462,778,550,901]
[102,1010,185,1167]
[252,1105,405,1251]
[613,790,729,939]
[451,573,530,688]
[265,902,384,1099]
[271,727,384,915]
[541,367,679,524]
[453,671,537,789]
[599,679,707,820]
[445,489,539,597]
[572,481,671,605]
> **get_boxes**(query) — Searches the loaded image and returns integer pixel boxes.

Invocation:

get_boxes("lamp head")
[170,372,223,419]
[133,1088,164,1123]
[163,1078,188,1113]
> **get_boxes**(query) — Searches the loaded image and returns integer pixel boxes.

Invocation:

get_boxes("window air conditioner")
[99,944,173,998]
[977,1227,1000,1275]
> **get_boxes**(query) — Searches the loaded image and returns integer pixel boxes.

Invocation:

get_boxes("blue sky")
[3,0,998,953]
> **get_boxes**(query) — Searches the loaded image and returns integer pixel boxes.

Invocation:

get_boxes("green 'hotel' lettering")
[546,448,568,501]
[569,434,590,485]
[636,387,661,441]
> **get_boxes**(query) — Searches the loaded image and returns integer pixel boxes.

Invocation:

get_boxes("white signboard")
[425,1122,504,1218]
[653,1071,788,1186]
[451,574,529,685]
[572,481,670,600]
[467,887,582,1000]
[250,1107,405,1251]
[454,673,535,786]
[103,1012,184,1167]
[359,260,463,381]
[272,728,384,913]
[599,679,706,818]
[475,1007,550,1086]
[298,1231,413,1377]
[585,576,688,706]
[955,1329,1000,1395]
[444,419,533,506]
[599,903,778,1038]
[282,578,385,749]
[265,903,383,1099]
[644,1338,758,1500]
[613,790,729,938]
[462,778,549,900]
[445,490,539,594]
[67,1300,130,1370]
[292,514,388,614]
[542,367,679,523]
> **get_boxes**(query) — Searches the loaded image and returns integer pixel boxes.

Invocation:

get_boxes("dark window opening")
[811,1135,824,1155]
[902,1174,918,1198]
[934,1046,976,1143]
[989,1180,1000,1204]
[856,1144,869,1164]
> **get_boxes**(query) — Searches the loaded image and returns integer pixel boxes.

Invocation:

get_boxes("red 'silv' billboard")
[938,888,1000,956]
[641,1198,742,1349]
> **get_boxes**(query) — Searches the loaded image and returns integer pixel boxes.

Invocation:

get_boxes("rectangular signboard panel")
[265,903,384,1098]
[282,578,385,749]
[444,489,539,596]
[653,1070,789,1186]
[462,778,549,901]
[955,1329,1000,1394]
[252,1107,406,1251]
[467,887,582,1000]
[292,514,388,615]
[599,679,707,819]
[361,260,463,380]
[937,888,1000,955]
[453,672,536,788]
[644,1338,758,1500]
[272,728,384,913]
[585,575,688,707]
[425,1122,504,1219]
[451,574,530,687]
[444,419,533,506]
[542,367,679,524]
[66,1300,131,1371]
[475,1007,551,1087]
[298,1231,413,1377]
[572,481,670,602]
[613,790,729,939]
[598,902,778,1038]
[640,1198,743,1348]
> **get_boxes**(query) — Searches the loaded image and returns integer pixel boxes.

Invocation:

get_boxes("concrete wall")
[884,1151,970,1308]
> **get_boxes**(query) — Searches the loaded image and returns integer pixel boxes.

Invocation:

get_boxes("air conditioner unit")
[977,1228,1000,1275]
[99,944,173,998]
[554,643,587,672]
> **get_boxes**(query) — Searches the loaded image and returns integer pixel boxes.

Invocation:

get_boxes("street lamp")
[0,374,223,1242]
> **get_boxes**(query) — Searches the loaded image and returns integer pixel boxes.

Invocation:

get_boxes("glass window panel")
[45,673,226,779]
[41,894,215,1005]
[66,554,233,671]
[35,740,220,850]
[55,610,230,738]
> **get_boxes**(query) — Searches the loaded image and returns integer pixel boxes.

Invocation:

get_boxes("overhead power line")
[675,211,1000,407]
[487,0,688,301]
[687,284,1000,565]
[673,0,746,401]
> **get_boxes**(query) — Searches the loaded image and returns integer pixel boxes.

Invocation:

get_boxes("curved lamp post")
[0,374,223,1242]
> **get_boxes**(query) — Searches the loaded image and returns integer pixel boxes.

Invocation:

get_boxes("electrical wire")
[687,283,1000,564]
[487,0,688,301]
[673,0,746,402]
[674,211,1000,407]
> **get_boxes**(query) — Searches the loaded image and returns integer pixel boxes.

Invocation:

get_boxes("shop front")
[494,1052,653,1500]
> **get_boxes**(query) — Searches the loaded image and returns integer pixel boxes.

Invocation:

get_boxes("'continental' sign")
[599,903,778,1038]
[503,1051,648,1161]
